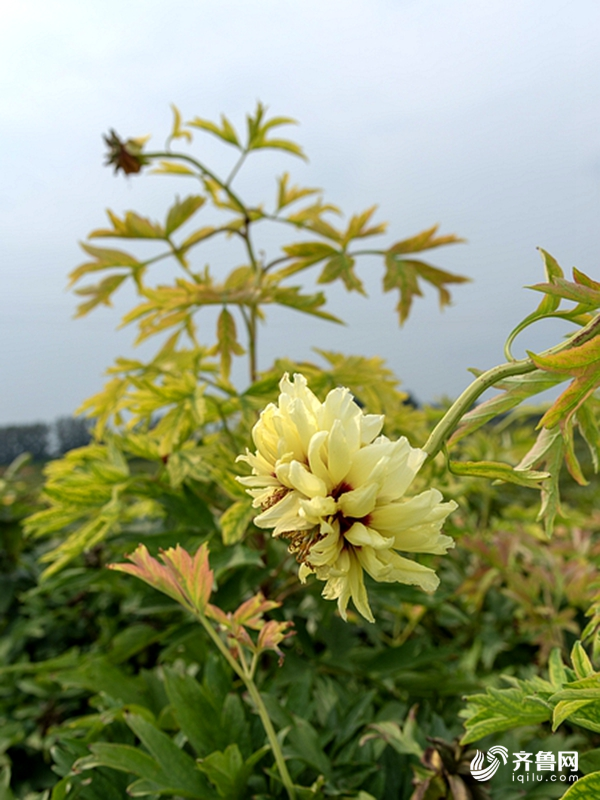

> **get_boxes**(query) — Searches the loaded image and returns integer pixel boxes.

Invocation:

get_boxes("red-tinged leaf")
[109,544,189,608]
[109,543,214,615]
[530,336,600,429]
[160,543,214,613]
[387,224,465,255]
[528,276,600,308]
[257,619,295,664]
[233,592,280,629]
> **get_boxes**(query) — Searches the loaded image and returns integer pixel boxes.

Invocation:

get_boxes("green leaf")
[571,641,594,678]
[165,195,206,236]
[188,114,241,147]
[150,160,197,176]
[579,749,600,774]
[450,369,564,444]
[286,717,332,778]
[125,713,214,797]
[76,743,162,780]
[163,667,228,757]
[530,336,600,430]
[548,648,569,689]
[383,253,469,325]
[280,241,339,277]
[197,744,252,799]
[168,103,193,144]
[387,224,465,255]
[245,102,305,159]
[219,499,255,545]
[276,172,320,211]
[576,397,600,472]
[269,286,342,323]
[342,205,387,246]
[515,426,565,536]
[88,211,165,241]
[317,254,365,294]
[557,771,600,798]
[449,460,549,488]
[210,308,245,379]
[461,679,553,744]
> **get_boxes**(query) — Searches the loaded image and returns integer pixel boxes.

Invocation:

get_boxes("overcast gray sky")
[1,0,599,424]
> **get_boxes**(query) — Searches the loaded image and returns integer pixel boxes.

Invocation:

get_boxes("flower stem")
[421,359,537,462]
[195,611,296,799]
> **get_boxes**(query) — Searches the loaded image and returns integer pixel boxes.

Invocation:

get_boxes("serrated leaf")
[73,274,128,317]
[342,205,387,246]
[531,335,600,431]
[269,286,342,323]
[165,195,205,236]
[515,426,565,536]
[210,308,245,379]
[317,254,364,294]
[383,254,469,325]
[461,682,552,744]
[88,211,165,241]
[219,499,255,544]
[388,224,465,255]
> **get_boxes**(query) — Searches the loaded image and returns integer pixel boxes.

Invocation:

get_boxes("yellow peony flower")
[237,373,456,622]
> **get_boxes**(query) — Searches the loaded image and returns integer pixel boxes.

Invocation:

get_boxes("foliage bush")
[3,104,600,800]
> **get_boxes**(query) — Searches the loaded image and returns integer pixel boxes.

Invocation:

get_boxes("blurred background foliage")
[2,106,600,799]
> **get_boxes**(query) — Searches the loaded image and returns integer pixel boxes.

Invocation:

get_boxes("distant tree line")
[0,417,93,464]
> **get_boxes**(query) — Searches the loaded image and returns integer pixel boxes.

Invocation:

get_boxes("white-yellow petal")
[344,521,394,550]
[338,482,379,519]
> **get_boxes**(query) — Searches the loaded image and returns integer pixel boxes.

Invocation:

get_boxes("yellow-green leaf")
[165,195,205,236]
[220,500,255,545]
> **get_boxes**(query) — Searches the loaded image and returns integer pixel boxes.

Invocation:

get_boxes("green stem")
[245,678,296,799]
[422,311,600,462]
[195,611,296,799]
[145,150,246,213]
[421,359,537,462]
